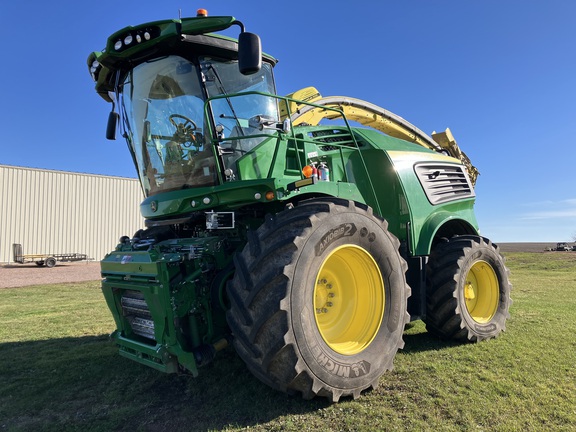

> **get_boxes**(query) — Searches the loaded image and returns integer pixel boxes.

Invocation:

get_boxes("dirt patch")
[498,242,564,253]
[0,261,101,288]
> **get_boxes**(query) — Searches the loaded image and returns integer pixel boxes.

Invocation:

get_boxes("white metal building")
[0,165,144,263]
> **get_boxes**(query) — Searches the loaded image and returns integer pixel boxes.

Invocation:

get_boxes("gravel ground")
[0,261,101,288]
[0,243,564,289]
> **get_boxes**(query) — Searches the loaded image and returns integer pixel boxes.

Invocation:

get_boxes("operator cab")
[96,12,277,197]
[119,55,277,195]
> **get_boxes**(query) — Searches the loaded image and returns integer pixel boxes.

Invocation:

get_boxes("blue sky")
[1,1,575,243]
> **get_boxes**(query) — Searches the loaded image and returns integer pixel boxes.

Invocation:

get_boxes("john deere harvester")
[88,9,511,402]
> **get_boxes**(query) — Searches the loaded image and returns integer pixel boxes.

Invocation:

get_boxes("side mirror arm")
[234,20,262,75]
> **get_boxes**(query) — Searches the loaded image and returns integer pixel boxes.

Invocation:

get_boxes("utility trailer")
[12,243,88,267]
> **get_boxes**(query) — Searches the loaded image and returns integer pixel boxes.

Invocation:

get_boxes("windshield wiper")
[203,63,245,137]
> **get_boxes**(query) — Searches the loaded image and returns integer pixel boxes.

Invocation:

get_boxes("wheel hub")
[314,245,385,356]
[464,260,499,323]
[315,279,335,314]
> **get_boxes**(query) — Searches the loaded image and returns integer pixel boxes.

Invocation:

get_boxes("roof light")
[90,60,100,77]
[90,60,100,80]
[197,8,208,17]
[109,27,159,53]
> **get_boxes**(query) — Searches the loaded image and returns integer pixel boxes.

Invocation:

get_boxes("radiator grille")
[308,129,363,151]
[414,163,475,205]
[121,290,156,341]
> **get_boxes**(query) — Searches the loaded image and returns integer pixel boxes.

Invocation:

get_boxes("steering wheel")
[169,114,197,131]
[169,114,198,147]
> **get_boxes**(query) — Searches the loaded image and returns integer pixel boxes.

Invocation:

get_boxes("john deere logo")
[150,201,158,212]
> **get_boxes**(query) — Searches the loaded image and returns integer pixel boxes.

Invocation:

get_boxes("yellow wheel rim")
[313,245,385,356]
[464,260,499,323]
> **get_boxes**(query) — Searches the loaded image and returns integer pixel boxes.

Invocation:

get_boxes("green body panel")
[140,126,478,255]
[90,13,481,377]
[354,129,479,255]
[101,236,235,375]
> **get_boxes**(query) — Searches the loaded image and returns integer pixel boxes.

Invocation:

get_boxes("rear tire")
[45,257,57,268]
[425,235,511,341]
[226,198,410,401]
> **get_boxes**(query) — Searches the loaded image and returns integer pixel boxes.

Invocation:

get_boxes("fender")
[415,211,478,256]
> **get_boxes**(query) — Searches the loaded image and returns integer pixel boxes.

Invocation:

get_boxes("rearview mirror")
[238,32,261,75]
[106,111,120,140]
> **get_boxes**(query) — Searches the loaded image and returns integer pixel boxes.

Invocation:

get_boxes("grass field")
[1,252,575,431]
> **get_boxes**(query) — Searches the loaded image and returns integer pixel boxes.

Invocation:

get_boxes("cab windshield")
[120,55,277,196]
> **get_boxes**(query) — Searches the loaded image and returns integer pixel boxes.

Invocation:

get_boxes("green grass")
[1,253,575,431]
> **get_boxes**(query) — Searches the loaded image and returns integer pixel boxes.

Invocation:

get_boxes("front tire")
[425,235,511,341]
[226,198,410,401]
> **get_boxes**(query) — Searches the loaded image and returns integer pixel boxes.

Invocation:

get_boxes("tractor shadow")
[0,325,458,431]
[0,336,329,431]
[400,322,461,354]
